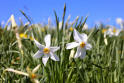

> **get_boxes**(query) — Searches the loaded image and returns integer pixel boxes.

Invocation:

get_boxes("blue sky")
[0,0,124,27]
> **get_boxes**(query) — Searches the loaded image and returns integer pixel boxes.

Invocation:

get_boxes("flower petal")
[34,39,44,50]
[115,29,121,36]
[80,33,88,42]
[85,43,92,50]
[74,47,81,58]
[106,29,114,37]
[44,34,51,47]
[33,51,44,58]
[80,48,86,59]
[73,29,82,42]
[50,52,59,61]
[42,55,49,66]
[50,47,60,52]
[66,42,79,49]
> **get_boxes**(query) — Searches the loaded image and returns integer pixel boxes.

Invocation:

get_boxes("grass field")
[0,5,124,83]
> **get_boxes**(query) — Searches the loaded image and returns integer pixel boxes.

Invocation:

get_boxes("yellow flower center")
[80,42,85,48]
[102,29,107,34]
[113,28,116,33]
[30,37,34,40]
[31,73,36,79]
[69,27,73,31]
[20,33,28,38]
[43,48,50,54]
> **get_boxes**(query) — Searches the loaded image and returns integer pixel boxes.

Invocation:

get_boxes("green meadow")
[0,5,124,83]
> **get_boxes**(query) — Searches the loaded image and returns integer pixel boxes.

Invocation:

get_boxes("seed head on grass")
[5,64,41,83]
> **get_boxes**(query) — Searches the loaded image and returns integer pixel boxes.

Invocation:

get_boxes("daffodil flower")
[66,29,92,59]
[116,18,124,29]
[106,27,121,37]
[33,34,60,66]
[102,29,108,34]
[5,64,41,83]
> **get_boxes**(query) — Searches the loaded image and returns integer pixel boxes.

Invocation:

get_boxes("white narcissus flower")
[116,18,124,29]
[33,34,60,66]
[106,27,121,37]
[66,29,92,59]
[116,18,123,25]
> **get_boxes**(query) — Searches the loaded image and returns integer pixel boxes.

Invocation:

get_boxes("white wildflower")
[33,34,60,66]
[66,29,92,59]
[106,27,121,37]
